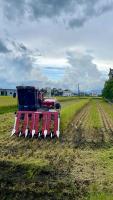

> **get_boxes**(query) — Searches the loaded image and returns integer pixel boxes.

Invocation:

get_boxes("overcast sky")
[0,0,113,91]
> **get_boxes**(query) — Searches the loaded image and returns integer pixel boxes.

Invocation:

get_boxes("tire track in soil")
[71,102,101,147]
[65,100,113,147]
[81,104,94,144]
[65,103,90,147]
[69,100,113,147]
[98,103,113,143]
[75,103,100,146]
[61,103,89,146]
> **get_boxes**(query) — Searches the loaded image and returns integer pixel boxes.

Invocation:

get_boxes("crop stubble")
[67,100,113,147]
[1,98,113,199]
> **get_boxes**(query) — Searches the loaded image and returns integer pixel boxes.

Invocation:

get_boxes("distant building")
[51,88,57,96]
[91,92,98,97]
[57,88,63,96]
[63,89,73,96]
[45,87,51,97]
[0,89,16,96]
[109,68,113,80]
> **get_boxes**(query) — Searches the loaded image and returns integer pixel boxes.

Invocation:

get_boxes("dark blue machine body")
[17,86,38,111]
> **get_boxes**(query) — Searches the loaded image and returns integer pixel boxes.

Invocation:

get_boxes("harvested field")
[66,99,113,148]
[1,97,113,199]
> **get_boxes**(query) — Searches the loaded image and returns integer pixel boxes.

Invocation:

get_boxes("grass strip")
[87,100,101,129]
[0,96,17,106]
[100,99,113,120]
[60,99,90,132]
[0,96,89,114]
[57,96,90,102]
[0,105,17,114]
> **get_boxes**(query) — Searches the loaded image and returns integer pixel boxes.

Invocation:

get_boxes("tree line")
[102,79,113,100]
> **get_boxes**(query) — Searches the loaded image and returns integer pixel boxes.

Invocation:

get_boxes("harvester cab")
[12,86,61,138]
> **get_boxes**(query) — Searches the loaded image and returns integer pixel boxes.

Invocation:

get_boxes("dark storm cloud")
[0,40,10,53]
[1,0,113,28]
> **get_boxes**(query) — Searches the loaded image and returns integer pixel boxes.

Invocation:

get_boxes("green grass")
[0,105,17,114]
[0,96,17,114]
[87,191,113,200]
[0,96,86,114]
[0,96,78,106]
[86,147,113,199]
[100,100,113,120]
[87,100,101,129]
[57,96,90,102]
[0,96,17,106]
[61,99,90,132]
[57,96,79,102]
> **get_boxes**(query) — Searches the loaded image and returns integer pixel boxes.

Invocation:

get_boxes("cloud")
[69,0,113,28]
[69,18,86,28]
[62,51,105,91]
[28,0,73,18]
[0,39,106,91]
[2,0,26,20]
[0,40,47,87]
[0,39,66,89]
[11,41,28,52]
[1,0,113,28]
[44,66,65,70]
[0,39,10,53]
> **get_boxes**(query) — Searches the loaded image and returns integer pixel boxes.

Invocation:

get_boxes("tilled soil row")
[69,100,113,147]
[73,104,90,147]
[98,103,113,143]
[64,103,90,147]
[72,103,100,147]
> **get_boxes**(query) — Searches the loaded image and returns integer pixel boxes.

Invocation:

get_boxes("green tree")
[102,79,113,100]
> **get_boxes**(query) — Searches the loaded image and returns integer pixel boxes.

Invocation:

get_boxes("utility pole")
[78,83,80,96]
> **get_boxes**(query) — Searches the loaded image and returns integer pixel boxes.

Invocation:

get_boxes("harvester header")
[12,86,61,138]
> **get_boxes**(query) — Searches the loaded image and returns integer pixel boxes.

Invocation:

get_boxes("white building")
[63,90,73,96]
[0,89,16,96]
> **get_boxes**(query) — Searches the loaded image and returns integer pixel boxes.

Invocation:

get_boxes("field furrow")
[98,103,113,142]
[69,99,113,147]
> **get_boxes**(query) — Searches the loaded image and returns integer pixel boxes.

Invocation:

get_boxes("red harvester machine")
[11,86,61,138]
